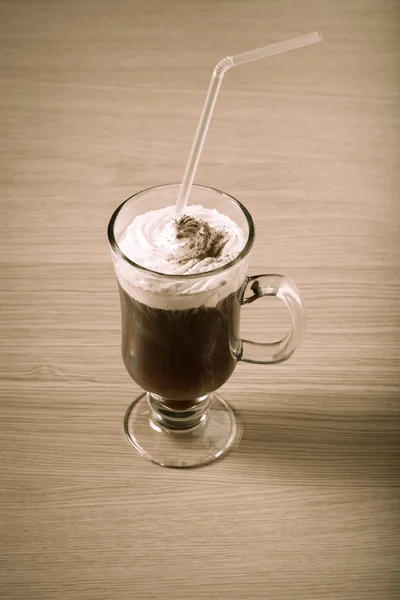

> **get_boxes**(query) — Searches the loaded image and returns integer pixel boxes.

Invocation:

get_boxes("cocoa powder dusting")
[175,215,228,262]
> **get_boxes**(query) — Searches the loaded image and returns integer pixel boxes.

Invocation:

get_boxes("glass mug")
[108,184,307,467]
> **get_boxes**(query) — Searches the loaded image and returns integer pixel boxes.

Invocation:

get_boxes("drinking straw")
[175,32,322,213]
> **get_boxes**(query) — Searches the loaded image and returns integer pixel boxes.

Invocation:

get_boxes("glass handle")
[239,274,307,364]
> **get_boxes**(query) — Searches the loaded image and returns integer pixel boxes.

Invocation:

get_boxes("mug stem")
[148,393,212,430]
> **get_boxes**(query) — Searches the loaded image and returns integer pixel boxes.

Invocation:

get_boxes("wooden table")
[1,1,399,598]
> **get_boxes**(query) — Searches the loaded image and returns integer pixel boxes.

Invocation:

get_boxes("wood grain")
[1,1,399,599]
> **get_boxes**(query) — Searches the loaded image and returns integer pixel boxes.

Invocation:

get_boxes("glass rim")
[107,183,255,280]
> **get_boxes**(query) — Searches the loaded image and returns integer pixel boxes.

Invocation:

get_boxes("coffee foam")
[113,204,247,310]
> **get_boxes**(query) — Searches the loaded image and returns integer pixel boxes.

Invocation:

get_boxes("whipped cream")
[119,204,246,275]
[114,204,248,310]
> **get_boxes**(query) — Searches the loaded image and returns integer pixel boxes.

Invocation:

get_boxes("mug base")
[123,392,238,468]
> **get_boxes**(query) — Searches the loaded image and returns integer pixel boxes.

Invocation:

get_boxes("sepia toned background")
[1,0,399,598]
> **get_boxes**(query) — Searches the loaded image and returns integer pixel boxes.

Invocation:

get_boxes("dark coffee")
[118,282,242,404]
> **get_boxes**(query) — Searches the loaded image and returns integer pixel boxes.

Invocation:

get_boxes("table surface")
[1,1,399,599]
